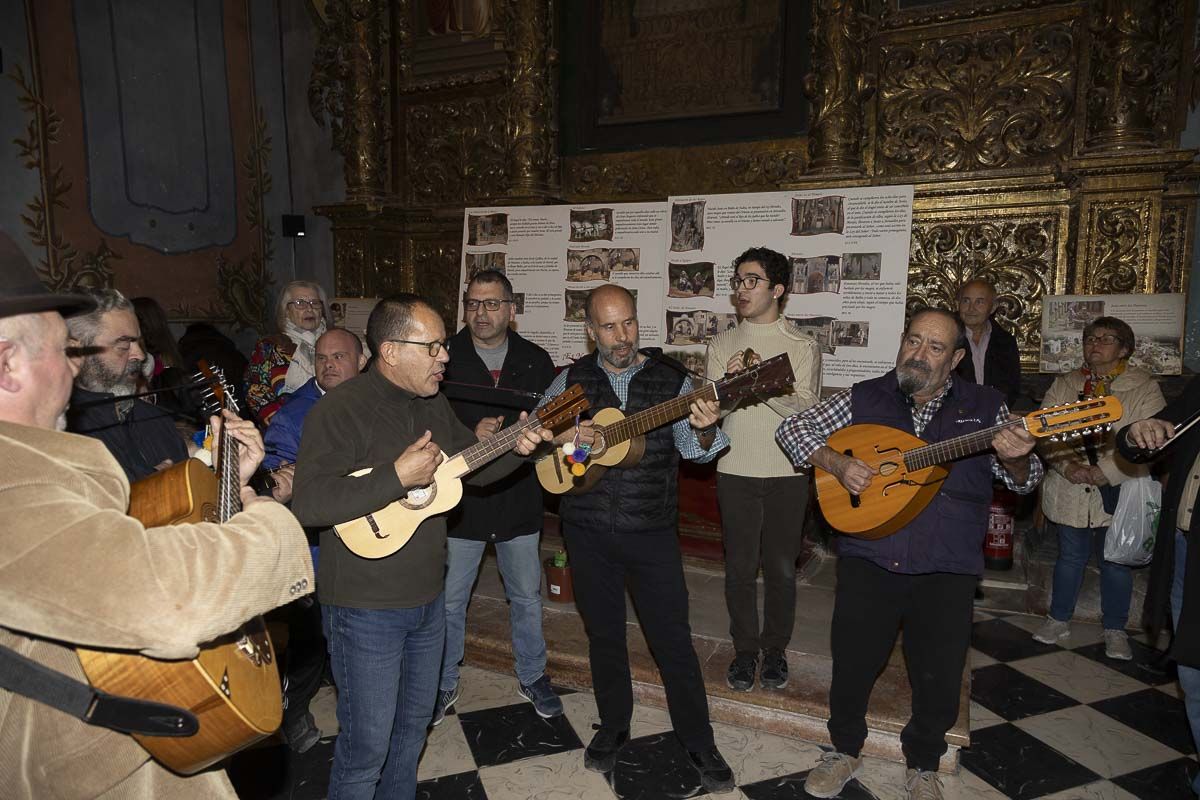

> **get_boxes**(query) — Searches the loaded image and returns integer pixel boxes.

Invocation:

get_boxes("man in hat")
[0,231,315,799]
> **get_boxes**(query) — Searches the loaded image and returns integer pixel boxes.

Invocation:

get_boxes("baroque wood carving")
[1156,203,1189,294]
[405,95,508,206]
[805,0,874,175]
[412,240,463,329]
[877,23,1076,174]
[1084,200,1153,294]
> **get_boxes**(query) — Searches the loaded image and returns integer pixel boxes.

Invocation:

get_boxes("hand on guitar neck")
[209,409,273,508]
[401,413,554,488]
[992,415,1037,484]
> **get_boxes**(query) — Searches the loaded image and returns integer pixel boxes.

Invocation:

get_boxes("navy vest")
[837,371,1003,576]
[559,351,686,535]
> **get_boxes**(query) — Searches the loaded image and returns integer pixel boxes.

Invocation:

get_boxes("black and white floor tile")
[230,612,1200,799]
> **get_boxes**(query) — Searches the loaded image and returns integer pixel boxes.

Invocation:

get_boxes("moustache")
[901,359,931,373]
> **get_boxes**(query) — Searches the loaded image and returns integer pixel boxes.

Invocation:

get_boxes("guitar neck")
[217,429,241,522]
[905,417,1025,470]
[453,416,541,475]
[601,383,719,445]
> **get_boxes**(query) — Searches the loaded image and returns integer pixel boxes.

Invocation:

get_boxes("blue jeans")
[440,532,546,691]
[1049,523,1133,631]
[322,595,445,800]
[1171,530,1200,796]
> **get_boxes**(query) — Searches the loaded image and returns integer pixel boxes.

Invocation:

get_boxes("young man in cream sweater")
[705,247,822,691]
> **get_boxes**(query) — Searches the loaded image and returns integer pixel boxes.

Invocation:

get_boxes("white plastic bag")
[1103,475,1161,567]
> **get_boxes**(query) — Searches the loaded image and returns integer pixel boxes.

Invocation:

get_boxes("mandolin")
[815,396,1124,539]
[76,362,282,775]
[334,384,589,559]
[536,353,796,495]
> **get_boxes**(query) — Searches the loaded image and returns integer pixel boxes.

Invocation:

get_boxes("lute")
[816,396,1124,539]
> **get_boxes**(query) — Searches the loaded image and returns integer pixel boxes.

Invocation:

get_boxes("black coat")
[954,317,1022,407]
[442,328,557,542]
[66,386,189,483]
[1117,376,1200,666]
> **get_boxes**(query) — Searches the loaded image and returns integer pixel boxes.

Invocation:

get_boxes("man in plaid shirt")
[775,308,1041,800]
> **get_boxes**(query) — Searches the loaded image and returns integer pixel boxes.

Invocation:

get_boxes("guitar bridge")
[235,630,272,667]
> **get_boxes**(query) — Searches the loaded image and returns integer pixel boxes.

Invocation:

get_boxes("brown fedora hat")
[0,231,95,318]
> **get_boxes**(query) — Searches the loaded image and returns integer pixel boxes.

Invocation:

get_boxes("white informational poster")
[1040,293,1185,374]
[460,203,669,364]
[663,186,915,389]
[329,297,379,338]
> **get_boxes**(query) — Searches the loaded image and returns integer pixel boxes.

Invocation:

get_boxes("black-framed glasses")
[286,299,324,310]
[387,338,445,357]
[464,298,512,312]
[1083,334,1120,346]
[729,275,767,291]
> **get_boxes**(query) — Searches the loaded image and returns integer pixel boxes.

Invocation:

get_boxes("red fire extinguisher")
[984,485,1016,570]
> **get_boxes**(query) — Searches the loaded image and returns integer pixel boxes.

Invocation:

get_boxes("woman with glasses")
[1034,315,1165,659]
[245,280,329,425]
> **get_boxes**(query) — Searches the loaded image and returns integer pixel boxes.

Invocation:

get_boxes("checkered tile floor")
[229,611,1199,799]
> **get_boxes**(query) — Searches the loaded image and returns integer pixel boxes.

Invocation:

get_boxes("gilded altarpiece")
[314,0,1198,365]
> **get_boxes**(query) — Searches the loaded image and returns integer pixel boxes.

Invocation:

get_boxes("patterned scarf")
[1080,359,1125,397]
[282,319,328,393]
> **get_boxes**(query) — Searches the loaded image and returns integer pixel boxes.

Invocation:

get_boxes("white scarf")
[282,319,327,393]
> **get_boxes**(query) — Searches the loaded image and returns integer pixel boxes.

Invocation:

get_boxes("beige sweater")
[0,421,314,799]
[1039,366,1165,528]
[705,317,822,477]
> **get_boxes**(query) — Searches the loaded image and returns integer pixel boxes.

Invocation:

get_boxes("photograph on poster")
[1047,299,1105,330]
[513,293,525,315]
[466,260,507,284]
[665,309,738,345]
[467,212,509,246]
[786,315,837,354]
[569,208,614,242]
[671,200,706,252]
[330,301,345,327]
[833,320,870,347]
[566,249,612,282]
[791,196,845,236]
[842,252,882,281]
[668,262,715,298]
[667,349,707,380]
[610,247,641,271]
[790,255,841,295]
[564,289,590,322]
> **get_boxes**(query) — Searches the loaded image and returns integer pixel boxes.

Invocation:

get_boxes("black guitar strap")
[0,642,198,737]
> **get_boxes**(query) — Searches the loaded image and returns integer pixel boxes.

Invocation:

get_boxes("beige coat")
[0,421,314,799]
[1039,366,1165,528]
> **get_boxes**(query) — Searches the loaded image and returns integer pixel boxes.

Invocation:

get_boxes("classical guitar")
[536,353,796,495]
[335,384,589,559]
[815,396,1124,540]
[77,362,282,775]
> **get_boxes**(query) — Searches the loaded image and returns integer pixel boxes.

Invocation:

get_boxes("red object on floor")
[985,485,1016,570]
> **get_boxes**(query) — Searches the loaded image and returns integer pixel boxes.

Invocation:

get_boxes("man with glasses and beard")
[65,288,189,482]
[775,308,1041,800]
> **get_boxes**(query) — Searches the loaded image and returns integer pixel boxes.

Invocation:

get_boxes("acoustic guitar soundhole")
[878,461,900,477]
[400,483,437,510]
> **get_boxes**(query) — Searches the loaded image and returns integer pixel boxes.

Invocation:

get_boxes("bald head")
[584,284,641,373]
[0,311,78,429]
[315,327,367,392]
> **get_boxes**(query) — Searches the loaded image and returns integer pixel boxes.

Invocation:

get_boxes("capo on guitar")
[561,413,591,476]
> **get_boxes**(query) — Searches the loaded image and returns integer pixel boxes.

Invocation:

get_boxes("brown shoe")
[804,751,862,798]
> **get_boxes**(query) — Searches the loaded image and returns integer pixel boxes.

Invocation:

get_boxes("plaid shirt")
[775,376,1042,492]
[544,359,729,463]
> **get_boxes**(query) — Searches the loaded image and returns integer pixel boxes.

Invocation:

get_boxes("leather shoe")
[584,724,629,773]
[688,745,735,793]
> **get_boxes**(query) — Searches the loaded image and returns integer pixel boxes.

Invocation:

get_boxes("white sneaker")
[906,768,944,800]
[1033,616,1070,644]
[1104,629,1133,661]
[804,752,862,798]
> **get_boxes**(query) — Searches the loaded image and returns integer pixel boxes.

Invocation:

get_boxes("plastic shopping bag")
[1103,475,1161,567]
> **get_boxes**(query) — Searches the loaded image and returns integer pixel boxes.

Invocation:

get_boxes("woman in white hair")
[244,280,328,425]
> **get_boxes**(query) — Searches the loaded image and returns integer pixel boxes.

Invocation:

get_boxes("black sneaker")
[430,685,460,727]
[688,745,735,793]
[726,651,757,692]
[760,647,789,690]
[584,724,630,773]
[282,711,321,754]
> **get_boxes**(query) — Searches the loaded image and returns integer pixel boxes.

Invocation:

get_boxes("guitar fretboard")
[217,432,242,523]
[600,383,720,445]
[459,415,542,472]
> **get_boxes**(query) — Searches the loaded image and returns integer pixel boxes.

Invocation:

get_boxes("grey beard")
[897,371,924,395]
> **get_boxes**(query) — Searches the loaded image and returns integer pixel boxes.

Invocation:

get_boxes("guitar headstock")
[196,360,242,417]
[717,353,796,404]
[1025,395,1125,441]
[535,383,590,430]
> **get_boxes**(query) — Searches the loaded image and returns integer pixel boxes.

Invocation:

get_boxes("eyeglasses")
[729,275,768,290]
[1083,334,1120,346]
[464,298,512,312]
[387,338,445,357]
[287,299,324,310]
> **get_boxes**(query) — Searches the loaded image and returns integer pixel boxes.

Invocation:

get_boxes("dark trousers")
[563,524,714,751]
[828,556,976,771]
[717,473,809,654]
[281,596,326,727]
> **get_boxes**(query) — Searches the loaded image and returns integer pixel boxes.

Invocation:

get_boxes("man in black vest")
[432,270,562,725]
[541,284,736,794]
[776,308,1041,800]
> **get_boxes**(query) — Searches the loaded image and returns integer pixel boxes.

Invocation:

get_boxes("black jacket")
[954,317,1022,407]
[443,328,557,542]
[1117,376,1200,665]
[66,386,189,483]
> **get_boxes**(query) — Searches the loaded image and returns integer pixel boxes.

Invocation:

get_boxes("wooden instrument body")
[814,424,950,540]
[333,455,468,559]
[77,458,283,775]
[536,407,646,495]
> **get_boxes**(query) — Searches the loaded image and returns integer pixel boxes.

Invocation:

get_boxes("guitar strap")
[0,642,199,737]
